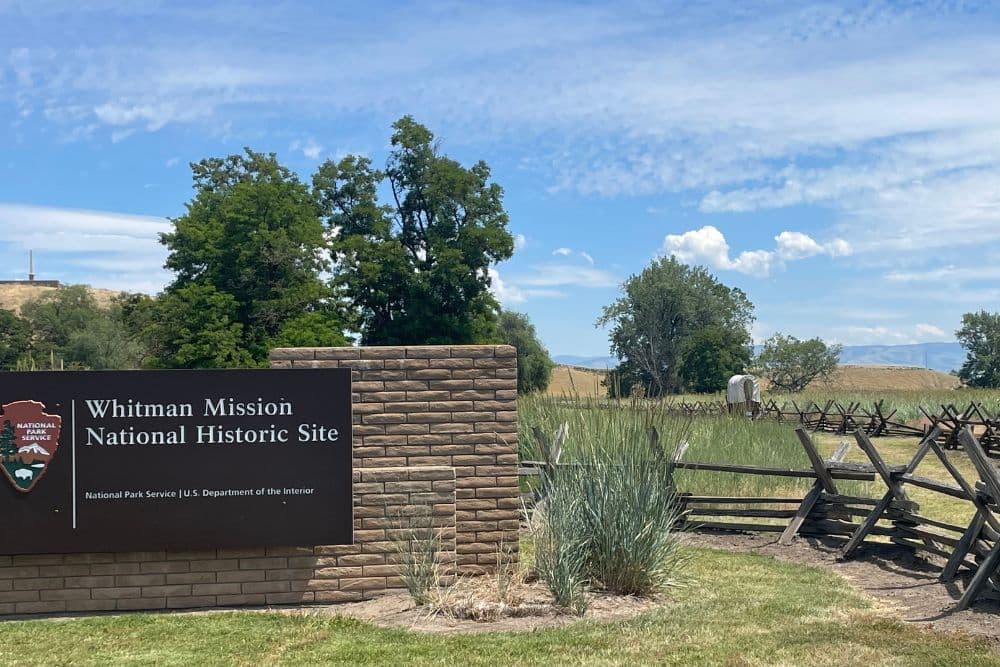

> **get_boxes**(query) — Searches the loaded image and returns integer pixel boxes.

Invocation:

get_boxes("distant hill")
[556,342,965,375]
[0,283,120,314]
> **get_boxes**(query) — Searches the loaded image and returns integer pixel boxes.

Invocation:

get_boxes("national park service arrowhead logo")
[0,401,61,493]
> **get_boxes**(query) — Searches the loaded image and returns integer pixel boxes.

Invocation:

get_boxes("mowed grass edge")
[0,548,996,667]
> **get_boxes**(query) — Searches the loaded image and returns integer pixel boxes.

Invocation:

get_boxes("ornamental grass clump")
[387,502,442,606]
[529,408,688,605]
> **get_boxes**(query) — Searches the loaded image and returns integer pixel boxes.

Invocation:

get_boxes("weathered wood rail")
[520,424,1000,610]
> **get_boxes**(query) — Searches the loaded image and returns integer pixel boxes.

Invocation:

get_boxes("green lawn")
[0,548,996,666]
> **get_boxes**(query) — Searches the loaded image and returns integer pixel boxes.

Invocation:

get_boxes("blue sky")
[2,1,999,357]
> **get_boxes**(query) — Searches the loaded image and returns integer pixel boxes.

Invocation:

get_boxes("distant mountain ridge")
[554,342,966,375]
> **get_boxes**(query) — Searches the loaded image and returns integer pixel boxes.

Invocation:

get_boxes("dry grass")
[0,283,121,313]
[545,363,960,399]
[545,365,607,397]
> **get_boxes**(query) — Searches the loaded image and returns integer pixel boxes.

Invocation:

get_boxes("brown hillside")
[0,284,120,314]
[545,363,960,397]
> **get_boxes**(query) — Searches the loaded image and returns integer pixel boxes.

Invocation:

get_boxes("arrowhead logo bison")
[0,401,61,493]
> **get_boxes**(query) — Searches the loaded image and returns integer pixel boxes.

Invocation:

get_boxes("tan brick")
[241,581,290,594]
[91,562,140,576]
[168,595,218,609]
[405,346,451,359]
[142,584,192,598]
[140,561,190,574]
[217,569,266,584]
[11,554,62,566]
[0,566,39,579]
[12,577,63,591]
[339,577,387,591]
[406,391,451,400]
[192,583,243,596]
[167,572,217,585]
[63,553,116,564]
[271,348,316,360]
[406,413,453,424]
[314,348,361,360]
[116,574,165,587]
[15,600,66,614]
[430,423,473,434]
[65,575,116,588]
[239,557,287,570]
[37,564,91,578]
[365,391,407,402]
[189,559,240,572]
[92,587,140,600]
[361,347,406,359]
[0,591,40,603]
[364,413,407,424]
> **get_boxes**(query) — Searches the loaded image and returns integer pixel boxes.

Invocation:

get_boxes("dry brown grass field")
[0,283,120,313]
[546,363,960,397]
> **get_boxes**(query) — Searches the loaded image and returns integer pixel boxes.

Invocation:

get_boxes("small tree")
[756,334,841,392]
[496,311,554,394]
[0,310,32,370]
[956,311,1000,387]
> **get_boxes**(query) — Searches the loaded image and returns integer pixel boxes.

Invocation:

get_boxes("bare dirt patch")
[685,531,1000,641]
[0,284,120,313]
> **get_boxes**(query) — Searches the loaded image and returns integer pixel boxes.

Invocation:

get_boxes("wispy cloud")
[0,203,169,292]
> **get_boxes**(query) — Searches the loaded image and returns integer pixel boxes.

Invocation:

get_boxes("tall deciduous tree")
[755,333,841,392]
[497,311,555,394]
[314,116,514,345]
[956,311,1000,387]
[597,257,753,396]
[156,150,349,366]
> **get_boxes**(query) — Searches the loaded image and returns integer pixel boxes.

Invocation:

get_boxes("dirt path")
[684,531,1000,641]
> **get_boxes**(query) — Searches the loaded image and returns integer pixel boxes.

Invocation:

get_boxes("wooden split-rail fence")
[521,425,1000,611]
[654,398,1000,452]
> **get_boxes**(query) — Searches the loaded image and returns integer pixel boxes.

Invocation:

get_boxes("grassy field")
[520,394,985,525]
[0,548,997,666]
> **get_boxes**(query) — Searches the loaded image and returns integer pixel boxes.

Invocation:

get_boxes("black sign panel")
[0,369,353,554]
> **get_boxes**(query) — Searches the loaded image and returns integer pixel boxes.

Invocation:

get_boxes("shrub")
[527,478,589,614]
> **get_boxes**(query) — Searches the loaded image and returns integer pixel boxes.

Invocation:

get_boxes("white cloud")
[580,251,594,265]
[291,138,324,160]
[514,233,527,250]
[165,157,179,168]
[0,203,170,292]
[488,267,564,305]
[662,226,851,277]
[516,263,618,289]
[552,247,572,257]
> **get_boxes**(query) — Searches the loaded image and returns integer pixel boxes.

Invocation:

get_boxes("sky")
[2,1,999,357]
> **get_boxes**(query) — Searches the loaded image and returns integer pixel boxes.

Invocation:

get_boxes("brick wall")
[268,345,520,572]
[0,467,456,614]
[0,345,517,615]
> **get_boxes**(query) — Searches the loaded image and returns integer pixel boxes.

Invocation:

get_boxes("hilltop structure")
[0,251,60,287]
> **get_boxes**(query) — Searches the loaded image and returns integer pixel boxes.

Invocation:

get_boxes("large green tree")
[156,150,349,366]
[0,310,32,370]
[597,257,753,396]
[314,116,514,345]
[755,333,841,392]
[956,311,1000,387]
[496,311,555,394]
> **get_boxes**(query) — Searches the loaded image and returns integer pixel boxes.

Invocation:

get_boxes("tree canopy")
[755,333,841,392]
[315,116,514,345]
[0,310,31,370]
[956,311,1000,388]
[598,257,753,396]
[154,149,349,367]
[496,311,554,394]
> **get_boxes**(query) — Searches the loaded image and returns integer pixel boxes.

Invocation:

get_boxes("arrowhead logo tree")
[0,401,61,493]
